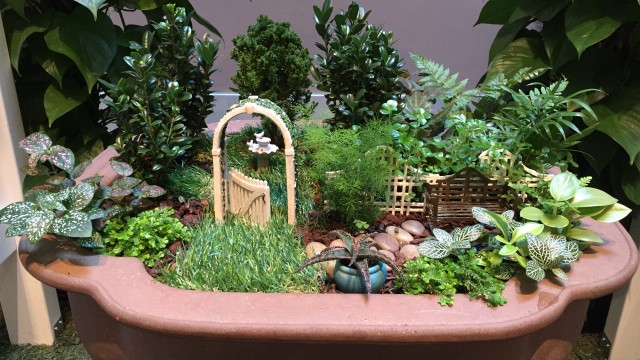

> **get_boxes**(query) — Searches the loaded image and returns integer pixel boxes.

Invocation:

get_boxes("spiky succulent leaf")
[110,160,134,177]
[525,259,545,281]
[51,210,92,238]
[19,132,51,154]
[418,239,450,259]
[68,183,95,210]
[354,259,372,294]
[71,160,92,179]
[75,231,104,249]
[138,184,166,198]
[296,247,352,271]
[328,230,355,253]
[47,145,75,173]
[111,177,141,197]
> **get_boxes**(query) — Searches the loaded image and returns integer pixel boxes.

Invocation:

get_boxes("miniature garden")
[0,0,636,309]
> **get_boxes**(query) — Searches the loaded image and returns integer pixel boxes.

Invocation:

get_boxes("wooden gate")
[228,168,271,225]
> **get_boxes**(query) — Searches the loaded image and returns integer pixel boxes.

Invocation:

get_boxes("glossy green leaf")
[591,203,632,223]
[488,17,530,62]
[511,222,544,242]
[566,227,603,243]
[5,0,27,19]
[31,40,73,87]
[44,8,116,91]
[73,0,107,20]
[542,14,577,69]
[499,244,518,256]
[4,11,51,71]
[540,214,570,228]
[486,37,550,81]
[191,11,222,39]
[43,80,88,125]
[549,172,580,201]
[475,0,522,25]
[520,0,570,22]
[565,0,623,57]
[571,187,618,208]
[586,88,640,164]
[520,207,544,221]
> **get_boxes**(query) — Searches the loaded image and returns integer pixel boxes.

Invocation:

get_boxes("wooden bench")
[423,167,512,227]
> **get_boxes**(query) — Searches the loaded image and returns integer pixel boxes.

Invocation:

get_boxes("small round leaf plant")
[0,133,166,248]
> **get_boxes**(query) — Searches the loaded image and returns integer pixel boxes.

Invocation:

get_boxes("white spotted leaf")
[51,210,92,238]
[48,145,75,173]
[19,133,52,154]
[25,211,55,243]
[68,183,95,210]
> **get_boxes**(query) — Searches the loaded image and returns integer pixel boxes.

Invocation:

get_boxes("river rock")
[399,245,419,260]
[401,220,426,236]
[373,233,400,252]
[386,226,414,244]
[379,250,396,263]
[329,239,346,248]
[325,260,336,279]
[305,242,326,259]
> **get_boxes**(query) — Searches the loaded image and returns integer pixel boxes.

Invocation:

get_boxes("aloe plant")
[0,133,165,247]
[296,230,403,294]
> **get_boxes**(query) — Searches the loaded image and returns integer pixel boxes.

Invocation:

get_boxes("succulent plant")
[296,230,403,294]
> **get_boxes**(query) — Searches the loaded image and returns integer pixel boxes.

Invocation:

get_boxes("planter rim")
[19,218,638,344]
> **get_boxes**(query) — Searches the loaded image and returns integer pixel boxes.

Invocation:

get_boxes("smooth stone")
[399,245,419,261]
[379,250,396,263]
[373,233,400,252]
[325,260,336,279]
[329,239,346,248]
[386,226,414,244]
[401,220,426,236]
[305,242,326,259]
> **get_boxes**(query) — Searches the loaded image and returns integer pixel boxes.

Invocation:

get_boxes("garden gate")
[228,168,271,225]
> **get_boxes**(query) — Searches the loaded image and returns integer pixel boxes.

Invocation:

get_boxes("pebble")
[401,220,426,236]
[373,233,400,252]
[325,261,336,279]
[329,239,346,248]
[379,250,396,263]
[399,245,420,260]
[386,226,413,244]
[305,242,326,259]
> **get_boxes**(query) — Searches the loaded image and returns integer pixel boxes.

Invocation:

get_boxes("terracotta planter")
[19,218,638,360]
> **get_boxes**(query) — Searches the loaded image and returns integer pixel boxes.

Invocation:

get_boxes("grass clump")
[159,215,322,293]
[166,164,214,202]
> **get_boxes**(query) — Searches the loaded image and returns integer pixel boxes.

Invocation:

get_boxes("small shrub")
[102,207,192,267]
[311,0,407,128]
[159,215,322,293]
[231,15,314,122]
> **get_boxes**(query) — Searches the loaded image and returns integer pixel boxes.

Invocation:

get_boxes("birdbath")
[247,132,278,171]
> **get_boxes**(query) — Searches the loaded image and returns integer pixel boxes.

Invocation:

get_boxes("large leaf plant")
[0,0,220,160]
[475,0,640,208]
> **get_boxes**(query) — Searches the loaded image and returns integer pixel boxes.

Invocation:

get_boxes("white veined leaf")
[527,233,553,267]
[25,211,55,243]
[562,241,581,264]
[51,210,92,238]
[417,240,451,259]
[501,210,515,222]
[472,207,494,226]
[525,259,545,281]
[551,267,570,281]
[546,234,568,259]
[68,183,96,210]
[432,228,453,245]
[452,224,484,243]
[491,265,514,280]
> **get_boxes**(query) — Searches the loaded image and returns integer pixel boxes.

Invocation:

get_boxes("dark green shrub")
[103,207,192,267]
[302,120,394,227]
[231,15,314,123]
[102,5,220,183]
[311,0,408,128]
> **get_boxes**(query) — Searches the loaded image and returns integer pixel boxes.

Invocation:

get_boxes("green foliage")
[102,207,191,267]
[166,165,214,202]
[231,15,314,124]
[1,0,218,159]
[417,225,484,259]
[476,0,640,205]
[102,6,220,183]
[0,133,165,247]
[159,215,321,293]
[401,251,507,307]
[311,0,407,128]
[302,121,394,225]
[297,230,403,294]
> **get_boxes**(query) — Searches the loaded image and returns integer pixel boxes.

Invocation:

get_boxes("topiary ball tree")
[231,15,313,143]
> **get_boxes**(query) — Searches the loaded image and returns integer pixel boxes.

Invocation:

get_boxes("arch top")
[212,97,296,150]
